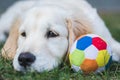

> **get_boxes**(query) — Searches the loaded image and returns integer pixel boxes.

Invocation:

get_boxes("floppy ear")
[64,18,92,62]
[1,18,20,60]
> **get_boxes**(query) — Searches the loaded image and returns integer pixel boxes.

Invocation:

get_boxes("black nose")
[18,52,36,68]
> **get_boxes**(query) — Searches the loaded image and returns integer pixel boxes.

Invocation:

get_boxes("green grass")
[0,14,120,80]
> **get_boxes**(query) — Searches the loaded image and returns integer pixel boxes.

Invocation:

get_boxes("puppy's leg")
[90,12,120,62]
[81,7,120,62]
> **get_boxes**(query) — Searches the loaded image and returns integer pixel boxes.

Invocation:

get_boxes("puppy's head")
[13,7,69,72]
[2,7,92,72]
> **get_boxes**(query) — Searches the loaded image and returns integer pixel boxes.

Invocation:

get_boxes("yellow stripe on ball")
[96,50,110,67]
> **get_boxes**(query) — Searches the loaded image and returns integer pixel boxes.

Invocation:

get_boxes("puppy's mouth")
[19,66,35,72]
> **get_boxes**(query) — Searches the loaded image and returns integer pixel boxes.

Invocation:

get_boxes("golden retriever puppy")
[1,0,120,72]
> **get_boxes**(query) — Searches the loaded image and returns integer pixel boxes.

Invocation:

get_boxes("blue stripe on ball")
[76,36,92,50]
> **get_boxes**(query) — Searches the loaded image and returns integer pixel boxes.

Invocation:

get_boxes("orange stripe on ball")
[80,59,98,74]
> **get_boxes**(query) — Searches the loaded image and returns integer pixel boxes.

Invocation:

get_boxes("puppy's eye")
[47,31,59,38]
[21,32,26,37]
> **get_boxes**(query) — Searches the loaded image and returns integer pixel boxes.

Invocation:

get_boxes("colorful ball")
[69,34,112,74]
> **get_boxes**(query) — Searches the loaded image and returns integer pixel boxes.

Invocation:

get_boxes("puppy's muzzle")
[18,52,36,68]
